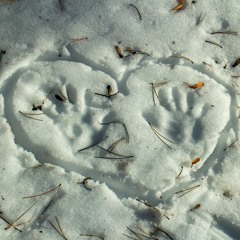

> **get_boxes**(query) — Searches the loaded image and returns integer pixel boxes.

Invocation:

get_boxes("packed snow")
[1,0,240,239]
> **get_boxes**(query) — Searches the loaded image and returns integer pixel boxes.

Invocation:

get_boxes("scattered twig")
[77,136,108,152]
[148,122,174,149]
[174,184,201,198]
[49,217,68,240]
[175,166,183,179]
[129,4,142,20]
[211,31,238,35]
[19,111,44,121]
[205,40,222,48]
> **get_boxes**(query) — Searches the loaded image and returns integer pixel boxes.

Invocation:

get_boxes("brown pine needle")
[79,233,104,239]
[40,184,61,216]
[205,40,222,48]
[175,184,201,198]
[224,138,238,151]
[97,145,132,158]
[155,227,174,240]
[66,88,74,103]
[175,166,183,179]
[148,122,174,149]
[127,227,144,240]
[23,184,61,199]
[129,4,142,20]
[108,138,125,152]
[171,54,194,64]
[49,217,68,240]
[70,37,88,43]
[5,202,36,231]
[123,233,138,240]
[196,12,206,25]
[0,214,22,232]
[19,111,43,121]
[136,199,160,213]
[150,83,162,106]
[77,136,108,152]
[211,31,238,35]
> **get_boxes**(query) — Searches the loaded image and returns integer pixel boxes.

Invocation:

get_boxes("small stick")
[175,166,183,179]
[148,122,174,149]
[211,31,238,35]
[224,138,238,151]
[77,136,108,152]
[58,0,65,11]
[79,233,104,239]
[108,138,125,152]
[196,12,206,25]
[94,91,119,99]
[174,184,201,198]
[19,111,44,121]
[154,227,173,240]
[205,40,222,48]
[23,184,62,199]
[129,4,142,20]
[171,54,194,64]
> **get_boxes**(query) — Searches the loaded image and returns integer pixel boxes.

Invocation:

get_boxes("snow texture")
[0,0,240,239]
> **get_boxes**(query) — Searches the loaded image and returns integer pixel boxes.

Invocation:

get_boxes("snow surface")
[0,0,240,239]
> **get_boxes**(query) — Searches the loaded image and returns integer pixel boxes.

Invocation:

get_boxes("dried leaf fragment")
[185,82,204,89]
[171,0,187,12]
[191,157,200,167]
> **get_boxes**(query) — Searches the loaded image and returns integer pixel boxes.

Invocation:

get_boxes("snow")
[0,0,240,239]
